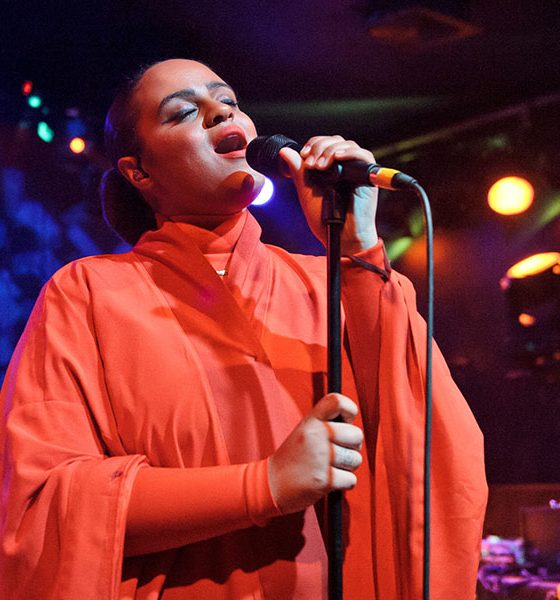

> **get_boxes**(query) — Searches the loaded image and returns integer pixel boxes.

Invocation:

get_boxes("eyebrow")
[158,82,235,115]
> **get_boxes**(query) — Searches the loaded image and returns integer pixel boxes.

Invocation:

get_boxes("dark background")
[1,0,559,485]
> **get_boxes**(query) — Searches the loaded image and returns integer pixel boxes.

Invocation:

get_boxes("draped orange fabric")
[0,211,487,599]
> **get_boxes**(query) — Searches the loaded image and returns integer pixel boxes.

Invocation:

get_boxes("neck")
[155,210,248,255]
[156,210,245,231]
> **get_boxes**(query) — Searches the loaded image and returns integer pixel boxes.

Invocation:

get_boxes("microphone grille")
[246,134,301,178]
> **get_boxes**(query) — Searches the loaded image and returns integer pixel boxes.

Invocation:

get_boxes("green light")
[538,194,560,226]
[28,95,42,108]
[408,208,425,237]
[37,121,54,143]
[484,133,510,151]
[386,237,414,261]
[398,151,418,164]
[245,95,449,119]
[517,192,560,243]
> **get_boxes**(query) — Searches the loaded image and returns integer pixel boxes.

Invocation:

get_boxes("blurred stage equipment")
[500,252,560,362]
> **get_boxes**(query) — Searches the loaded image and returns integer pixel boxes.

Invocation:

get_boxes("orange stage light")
[506,252,560,279]
[518,313,536,327]
[69,137,86,154]
[487,176,534,215]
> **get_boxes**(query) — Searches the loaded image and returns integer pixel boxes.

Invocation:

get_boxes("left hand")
[279,135,379,255]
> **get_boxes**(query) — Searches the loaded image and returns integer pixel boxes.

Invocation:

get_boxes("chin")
[220,170,265,203]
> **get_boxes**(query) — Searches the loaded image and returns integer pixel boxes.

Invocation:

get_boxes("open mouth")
[214,132,247,155]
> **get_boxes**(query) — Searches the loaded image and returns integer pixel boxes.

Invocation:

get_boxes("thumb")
[278,146,303,181]
[312,393,359,424]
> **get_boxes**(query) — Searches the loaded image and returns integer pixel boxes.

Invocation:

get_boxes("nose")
[204,100,234,128]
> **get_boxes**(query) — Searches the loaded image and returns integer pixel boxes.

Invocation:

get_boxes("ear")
[117,156,152,191]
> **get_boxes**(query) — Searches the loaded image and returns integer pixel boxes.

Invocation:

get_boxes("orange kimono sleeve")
[0,264,147,600]
[341,241,488,600]
[124,459,280,557]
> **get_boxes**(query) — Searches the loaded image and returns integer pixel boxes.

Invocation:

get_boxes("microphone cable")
[413,182,433,600]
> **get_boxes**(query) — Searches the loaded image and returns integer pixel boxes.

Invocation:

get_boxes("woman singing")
[0,59,487,599]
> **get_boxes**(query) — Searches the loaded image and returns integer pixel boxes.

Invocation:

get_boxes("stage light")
[251,177,274,206]
[488,176,534,215]
[386,236,413,261]
[69,137,86,154]
[501,252,560,362]
[22,81,33,96]
[518,313,536,327]
[28,95,42,109]
[37,122,54,143]
[506,252,560,279]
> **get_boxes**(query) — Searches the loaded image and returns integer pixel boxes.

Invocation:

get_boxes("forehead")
[134,60,227,111]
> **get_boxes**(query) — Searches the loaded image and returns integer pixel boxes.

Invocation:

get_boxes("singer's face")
[127,59,264,218]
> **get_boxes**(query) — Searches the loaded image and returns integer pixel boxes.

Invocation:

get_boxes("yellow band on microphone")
[370,168,401,190]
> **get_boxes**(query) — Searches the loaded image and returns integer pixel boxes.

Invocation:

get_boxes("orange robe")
[0,211,487,599]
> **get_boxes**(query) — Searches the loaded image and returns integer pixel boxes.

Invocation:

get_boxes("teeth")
[215,134,245,154]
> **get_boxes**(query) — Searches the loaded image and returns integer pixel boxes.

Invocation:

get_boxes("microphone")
[246,134,417,191]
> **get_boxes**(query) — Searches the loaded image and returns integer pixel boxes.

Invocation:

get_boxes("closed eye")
[222,98,239,108]
[165,108,197,124]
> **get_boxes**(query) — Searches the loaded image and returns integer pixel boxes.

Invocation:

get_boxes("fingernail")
[317,157,326,167]
[302,145,311,155]
[306,156,315,166]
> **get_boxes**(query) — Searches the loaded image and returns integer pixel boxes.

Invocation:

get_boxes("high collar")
[132,209,271,362]
[153,210,247,255]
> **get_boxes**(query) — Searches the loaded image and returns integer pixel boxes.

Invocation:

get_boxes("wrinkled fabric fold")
[341,248,487,599]
[1,275,149,599]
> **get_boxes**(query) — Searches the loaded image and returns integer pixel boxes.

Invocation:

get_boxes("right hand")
[268,393,364,515]
[279,137,379,255]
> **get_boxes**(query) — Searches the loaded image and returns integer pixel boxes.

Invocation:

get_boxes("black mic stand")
[322,183,351,600]
[319,177,433,600]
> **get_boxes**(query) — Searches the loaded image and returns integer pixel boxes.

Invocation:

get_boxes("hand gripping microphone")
[246,134,417,191]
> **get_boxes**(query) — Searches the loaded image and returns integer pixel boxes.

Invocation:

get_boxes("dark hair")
[100,63,158,245]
